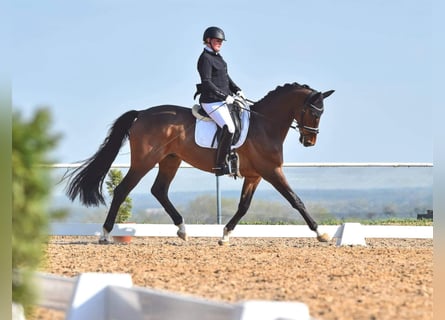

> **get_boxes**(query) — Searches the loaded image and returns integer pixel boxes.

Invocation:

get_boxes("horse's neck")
[254,95,301,128]
[249,106,288,146]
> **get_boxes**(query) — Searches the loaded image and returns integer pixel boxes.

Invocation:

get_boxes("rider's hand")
[236,91,246,100]
[225,95,235,105]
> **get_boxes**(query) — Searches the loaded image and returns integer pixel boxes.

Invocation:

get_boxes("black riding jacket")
[197,48,241,103]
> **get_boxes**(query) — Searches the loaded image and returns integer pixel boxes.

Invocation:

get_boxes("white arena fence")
[50,222,433,246]
[46,161,433,168]
[32,272,314,320]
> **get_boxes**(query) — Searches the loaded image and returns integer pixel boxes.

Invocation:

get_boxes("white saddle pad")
[194,105,250,149]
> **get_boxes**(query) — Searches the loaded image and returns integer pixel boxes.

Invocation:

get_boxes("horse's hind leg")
[100,167,147,243]
[151,154,187,240]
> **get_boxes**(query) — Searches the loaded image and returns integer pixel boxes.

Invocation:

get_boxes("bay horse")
[66,82,334,244]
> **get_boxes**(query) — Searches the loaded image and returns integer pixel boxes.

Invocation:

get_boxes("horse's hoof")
[177,230,188,241]
[317,233,331,242]
[98,238,112,245]
[218,239,230,246]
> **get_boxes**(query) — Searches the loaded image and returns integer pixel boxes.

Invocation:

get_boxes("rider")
[196,26,246,176]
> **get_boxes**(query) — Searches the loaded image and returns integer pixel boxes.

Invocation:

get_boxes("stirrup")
[214,163,230,176]
[214,152,241,178]
[227,151,241,178]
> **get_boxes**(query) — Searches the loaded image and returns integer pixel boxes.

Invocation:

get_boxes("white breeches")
[201,102,235,133]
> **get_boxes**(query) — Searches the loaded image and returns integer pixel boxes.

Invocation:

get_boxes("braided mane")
[255,82,312,105]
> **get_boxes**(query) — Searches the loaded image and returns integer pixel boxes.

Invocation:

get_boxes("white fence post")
[234,300,310,320]
[66,273,133,320]
[336,223,367,246]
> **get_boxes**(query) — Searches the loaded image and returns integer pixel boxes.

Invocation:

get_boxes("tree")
[307,203,335,223]
[183,194,232,223]
[105,169,132,223]
[383,204,397,218]
[12,108,61,312]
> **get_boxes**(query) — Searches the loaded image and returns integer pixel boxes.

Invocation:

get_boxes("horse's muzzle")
[300,135,316,147]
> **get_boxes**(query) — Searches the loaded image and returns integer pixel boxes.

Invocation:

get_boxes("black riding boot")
[214,125,233,176]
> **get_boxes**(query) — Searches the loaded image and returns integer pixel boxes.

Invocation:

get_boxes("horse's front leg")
[176,222,188,241]
[265,167,330,242]
[218,227,232,246]
[218,176,262,245]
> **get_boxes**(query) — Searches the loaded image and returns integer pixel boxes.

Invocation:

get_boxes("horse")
[65,82,335,245]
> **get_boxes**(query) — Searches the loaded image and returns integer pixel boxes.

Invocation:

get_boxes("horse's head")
[297,89,335,147]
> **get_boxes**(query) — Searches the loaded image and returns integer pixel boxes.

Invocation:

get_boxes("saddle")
[192,97,250,178]
[192,100,243,146]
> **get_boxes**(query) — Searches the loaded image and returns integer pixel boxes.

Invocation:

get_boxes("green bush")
[105,169,132,223]
[12,108,61,311]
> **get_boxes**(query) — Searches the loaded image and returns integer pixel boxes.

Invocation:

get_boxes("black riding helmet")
[203,26,226,42]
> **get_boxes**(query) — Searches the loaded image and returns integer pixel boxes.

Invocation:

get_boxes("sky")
[11,0,433,165]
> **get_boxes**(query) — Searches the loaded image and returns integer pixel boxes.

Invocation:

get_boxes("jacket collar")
[204,46,219,56]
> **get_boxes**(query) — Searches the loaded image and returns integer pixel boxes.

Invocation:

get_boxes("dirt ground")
[31,236,433,320]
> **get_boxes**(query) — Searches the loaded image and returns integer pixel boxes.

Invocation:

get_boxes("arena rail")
[49,222,433,246]
[44,162,433,168]
[33,272,314,320]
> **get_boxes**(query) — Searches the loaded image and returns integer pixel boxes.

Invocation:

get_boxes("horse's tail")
[65,110,139,206]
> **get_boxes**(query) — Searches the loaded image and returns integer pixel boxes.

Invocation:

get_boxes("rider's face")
[209,38,223,52]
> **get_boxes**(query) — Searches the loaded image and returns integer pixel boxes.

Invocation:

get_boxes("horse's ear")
[312,92,322,101]
[322,90,335,99]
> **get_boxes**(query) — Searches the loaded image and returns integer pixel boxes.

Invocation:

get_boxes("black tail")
[65,110,139,206]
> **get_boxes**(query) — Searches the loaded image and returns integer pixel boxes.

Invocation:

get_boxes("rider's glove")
[236,91,246,100]
[225,95,235,105]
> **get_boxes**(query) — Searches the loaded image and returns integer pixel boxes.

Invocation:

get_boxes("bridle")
[292,90,324,136]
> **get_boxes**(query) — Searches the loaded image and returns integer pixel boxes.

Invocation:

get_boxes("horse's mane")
[254,82,313,106]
